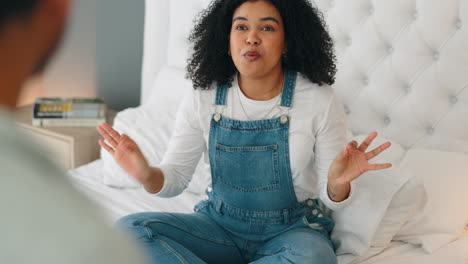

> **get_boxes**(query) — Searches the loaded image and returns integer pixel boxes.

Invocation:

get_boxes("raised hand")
[327,132,392,201]
[97,123,150,184]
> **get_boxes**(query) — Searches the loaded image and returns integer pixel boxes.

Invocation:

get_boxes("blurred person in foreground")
[0,1,147,263]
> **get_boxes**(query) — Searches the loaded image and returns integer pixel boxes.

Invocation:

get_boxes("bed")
[67,0,468,263]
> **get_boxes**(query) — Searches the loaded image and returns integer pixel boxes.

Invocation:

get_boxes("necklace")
[236,85,282,120]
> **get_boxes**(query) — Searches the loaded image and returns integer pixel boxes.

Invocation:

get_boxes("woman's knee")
[291,234,337,264]
[258,229,337,264]
[116,212,150,229]
[115,212,169,241]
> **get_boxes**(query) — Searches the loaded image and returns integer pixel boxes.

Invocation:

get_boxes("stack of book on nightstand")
[32,97,106,127]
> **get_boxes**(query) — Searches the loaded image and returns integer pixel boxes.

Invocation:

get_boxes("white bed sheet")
[67,159,468,264]
[67,159,205,223]
[355,230,468,264]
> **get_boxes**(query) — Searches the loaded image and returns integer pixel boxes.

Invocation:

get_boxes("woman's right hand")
[97,123,150,184]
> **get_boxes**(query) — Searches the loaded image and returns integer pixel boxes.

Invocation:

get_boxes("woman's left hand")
[327,132,392,201]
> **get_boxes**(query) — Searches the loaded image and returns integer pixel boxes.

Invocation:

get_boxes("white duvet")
[67,159,468,264]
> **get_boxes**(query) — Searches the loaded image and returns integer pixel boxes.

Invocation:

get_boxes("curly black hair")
[0,0,39,27]
[186,0,336,90]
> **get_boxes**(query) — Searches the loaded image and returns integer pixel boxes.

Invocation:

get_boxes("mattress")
[67,159,205,223]
[68,159,468,264]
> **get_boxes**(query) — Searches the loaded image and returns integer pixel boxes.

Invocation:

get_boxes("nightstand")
[14,104,116,170]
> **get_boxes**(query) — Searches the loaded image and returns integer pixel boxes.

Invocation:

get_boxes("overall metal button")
[280,115,288,124]
[312,209,318,215]
[214,113,221,122]
[307,200,314,206]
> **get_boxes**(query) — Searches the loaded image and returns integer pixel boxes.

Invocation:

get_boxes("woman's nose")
[246,31,261,45]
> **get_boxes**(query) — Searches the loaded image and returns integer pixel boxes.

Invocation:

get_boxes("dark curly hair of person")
[186,0,336,90]
[0,0,39,27]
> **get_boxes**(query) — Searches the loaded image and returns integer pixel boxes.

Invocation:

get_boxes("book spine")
[32,118,105,127]
[33,103,105,118]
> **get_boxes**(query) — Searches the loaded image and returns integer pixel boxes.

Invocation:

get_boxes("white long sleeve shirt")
[158,74,355,210]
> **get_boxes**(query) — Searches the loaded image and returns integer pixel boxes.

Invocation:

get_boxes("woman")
[97,0,391,263]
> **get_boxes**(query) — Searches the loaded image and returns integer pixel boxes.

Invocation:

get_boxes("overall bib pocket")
[215,143,280,192]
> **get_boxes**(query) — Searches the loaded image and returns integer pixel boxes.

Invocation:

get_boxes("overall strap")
[280,71,297,108]
[215,84,229,106]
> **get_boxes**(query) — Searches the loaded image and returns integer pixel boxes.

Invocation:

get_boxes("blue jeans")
[116,211,337,264]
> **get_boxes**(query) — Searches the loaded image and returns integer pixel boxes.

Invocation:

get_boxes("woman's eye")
[262,26,274,31]
[236,25,247,30]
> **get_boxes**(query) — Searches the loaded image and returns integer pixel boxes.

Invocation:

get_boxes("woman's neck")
[238,69,284,101]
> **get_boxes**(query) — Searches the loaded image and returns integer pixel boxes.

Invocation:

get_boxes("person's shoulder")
[191,83,221,105]
[0,112,62,177]
[294,73,337,102]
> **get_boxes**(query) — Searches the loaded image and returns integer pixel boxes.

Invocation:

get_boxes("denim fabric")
[117,71,337,263]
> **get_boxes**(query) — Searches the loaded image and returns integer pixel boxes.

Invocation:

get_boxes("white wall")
[38,0,145,111]
[43,0,97,100]
[96,0,145,111]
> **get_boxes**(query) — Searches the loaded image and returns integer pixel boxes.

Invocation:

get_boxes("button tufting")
[346,37,352,46]
[456,19,462,29]
[384,116,391,125]
[404,85,412,94]
[426,127,434,135]
[412,10,418,20]
[344,105,350,114]
[387,46,394,54]
[363,77,369,85]
[450,96,458,104]
[368,6,374,15]
[433,51,440,60]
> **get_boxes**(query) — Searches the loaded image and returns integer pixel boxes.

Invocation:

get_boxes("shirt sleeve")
[155,89,207,197]
[314,91,356,210]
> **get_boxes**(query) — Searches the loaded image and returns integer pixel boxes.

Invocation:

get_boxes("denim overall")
[117,71,337,264]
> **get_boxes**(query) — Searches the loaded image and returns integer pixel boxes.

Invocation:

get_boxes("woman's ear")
[42,0,72,19]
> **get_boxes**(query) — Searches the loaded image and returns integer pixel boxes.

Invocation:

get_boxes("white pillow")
[346,175,427,264]
[333,134,425,262]
[393,149,468,253]
[332,168,412,255]
[100,106,174,188]
[100,66,210,195]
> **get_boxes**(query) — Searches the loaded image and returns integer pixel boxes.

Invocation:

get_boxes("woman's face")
[229,0,286,79]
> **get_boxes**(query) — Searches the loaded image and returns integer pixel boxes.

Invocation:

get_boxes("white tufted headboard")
[142,0,468,153]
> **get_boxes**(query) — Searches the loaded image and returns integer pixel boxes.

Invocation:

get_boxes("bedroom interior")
[63,0,468,263]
